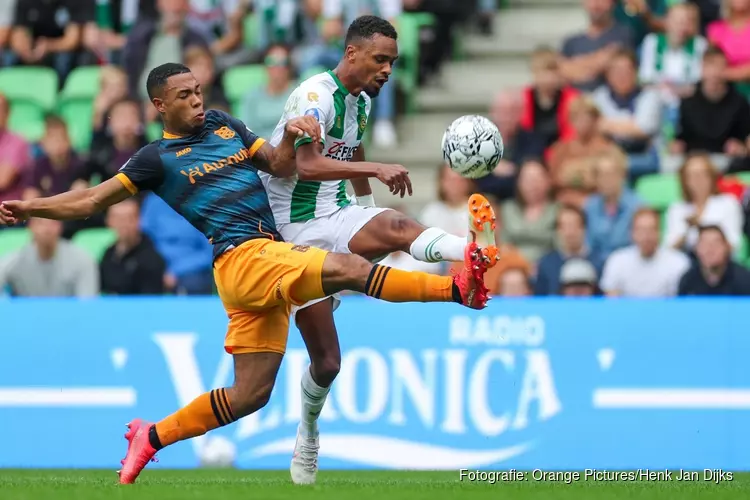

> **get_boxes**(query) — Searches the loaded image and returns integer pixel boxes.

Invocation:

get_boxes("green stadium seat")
[223,65,267,106]
[59,100,94,152]
[8,102,45,142]
[0,228,31,257]
[0,66,59,111]
[72,228,117,261]
[635,173,681,211]
[396,12,435,113]
[60,66,101,102]
[731,172,750,185]
[736,235,749,262]
[300,65,327,82]
[146,121,163,142]
[243,13,260,49]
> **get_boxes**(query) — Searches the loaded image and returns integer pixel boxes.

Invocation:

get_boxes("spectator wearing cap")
[0,94,31,207]
[476,90,546,202]
[520,47,579,150]
[559,258,600,296]
[559,0,635,92]
[670,46,750,170]
[241,44,295,141]
[678,224,750,295]
[593,48,662,179]
[584,149,643,259]
[534,204,604,295]
[664,152,744,254]
[548,95,619,208]
[600,208,690,296]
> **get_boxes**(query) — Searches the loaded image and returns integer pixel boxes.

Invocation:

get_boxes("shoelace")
[295,438,319,471]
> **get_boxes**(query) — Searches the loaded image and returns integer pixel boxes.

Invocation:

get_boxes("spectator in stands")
[0,94,31,205]
[639,3,706,108]
[25,116,85,200]
[420,163,474,237]
[85,99,147,185]
[123,0,209,102]
[482,244,532,295]
[187,0,250,70]
[100,199,166,295]
[600,208,690,296]
[614,0,667,47]
[241,44,295,140]
[86,0,157,65]
[548,95,617,207]
[535,204,604,295]
[10,0,97,83]
[257,0,302,53]
[665,152,745,254]
[593,48,662,178]
[559,257,600,296]
[0,218,99,297]
[497,267,532,297]
[584,149,643,258]
[671,47,750,166]
[520,47,579,150]
[184,45,230,109]
[0,0,16,64]
[500,159,558,263]
[690,0,722,34]
[476,90,545,201]
[559,0,635,92]
[140,193,214,295]
[321,0,401,148]
[678,224,750,295]
[707,0,750,97]
[92,66,130,134]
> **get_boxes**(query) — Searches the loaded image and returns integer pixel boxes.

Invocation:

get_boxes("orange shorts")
[213,238,328,355]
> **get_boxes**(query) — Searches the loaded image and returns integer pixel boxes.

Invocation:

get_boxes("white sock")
[409,227,465,263]
[300,366,329,438]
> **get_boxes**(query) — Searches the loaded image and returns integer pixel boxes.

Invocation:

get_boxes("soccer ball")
[199,436,237,468]
[441,115,503,179]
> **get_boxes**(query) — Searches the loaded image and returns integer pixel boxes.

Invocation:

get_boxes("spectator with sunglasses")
[240,44,295,140]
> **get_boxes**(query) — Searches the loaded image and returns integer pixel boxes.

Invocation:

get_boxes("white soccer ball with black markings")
[441,115,503,179]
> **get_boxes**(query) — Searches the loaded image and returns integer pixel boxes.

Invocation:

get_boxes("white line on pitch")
[593,388,750,409]
[0,387,137,407]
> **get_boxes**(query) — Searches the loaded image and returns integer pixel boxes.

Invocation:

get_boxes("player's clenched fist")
[376,164,413,198]
[285,116,321,143]
[0,200,29,226]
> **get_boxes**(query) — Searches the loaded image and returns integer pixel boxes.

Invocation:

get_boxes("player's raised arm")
[0,177,133,225]
[296,141,412,198]
[251,116,323,178]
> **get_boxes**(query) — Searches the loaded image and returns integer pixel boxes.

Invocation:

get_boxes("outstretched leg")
[289,299,340,485]
[119,351,283,484]
[348,194,499,265]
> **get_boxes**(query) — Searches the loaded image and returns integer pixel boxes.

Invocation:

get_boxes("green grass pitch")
[0,470,748,499]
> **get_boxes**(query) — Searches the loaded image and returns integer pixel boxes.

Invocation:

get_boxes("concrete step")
[463,6,587,59]
[416,56,529,113]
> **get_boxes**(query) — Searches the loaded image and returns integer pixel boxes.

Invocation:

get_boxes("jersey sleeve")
[210,109,266,158]
[115,143,165,194]
[290,82,334,150]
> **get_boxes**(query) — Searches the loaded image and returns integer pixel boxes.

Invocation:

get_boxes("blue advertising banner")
[1,297,749,470]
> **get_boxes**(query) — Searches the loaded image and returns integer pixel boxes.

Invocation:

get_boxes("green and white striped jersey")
[261,70,372,224]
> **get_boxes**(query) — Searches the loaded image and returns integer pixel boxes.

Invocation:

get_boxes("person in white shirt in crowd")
[639,3,706,108]
[593,48,662,179]
[0,218,99,297]
[664,152,745,255]
[559,258,600,296]
[600,208,690,296]
[419,162,475,238]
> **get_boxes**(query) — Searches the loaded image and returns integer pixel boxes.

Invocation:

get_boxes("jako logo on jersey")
[179,147,255,184]
[156,314,559,468]
[176,147,192,158]
[214,126,236,140]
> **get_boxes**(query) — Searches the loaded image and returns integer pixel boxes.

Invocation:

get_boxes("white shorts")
[277,205,392,314]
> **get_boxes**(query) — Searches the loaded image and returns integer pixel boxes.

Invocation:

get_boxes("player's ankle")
[148,425,164,451]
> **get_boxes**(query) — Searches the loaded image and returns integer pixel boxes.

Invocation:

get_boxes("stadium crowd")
[2,0,750,300]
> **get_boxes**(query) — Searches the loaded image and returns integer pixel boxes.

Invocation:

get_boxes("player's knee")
[312,355,341,387]
[321,253,372,294]
[389,213,424,247]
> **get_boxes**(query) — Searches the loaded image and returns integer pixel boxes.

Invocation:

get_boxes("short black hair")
[703,44,727,62]
[344,15,398,46]
[146,63,191,100]
[557,203,587,229]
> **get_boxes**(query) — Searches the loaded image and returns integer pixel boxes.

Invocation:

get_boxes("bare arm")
[9,27,33,61]
[1,177,132,223]
[351,145,373,197]
[295,142,382,181]
[47,24,82,53]
[252,138,298,178]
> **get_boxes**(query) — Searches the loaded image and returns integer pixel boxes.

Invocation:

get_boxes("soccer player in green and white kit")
[259,15,500,485]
